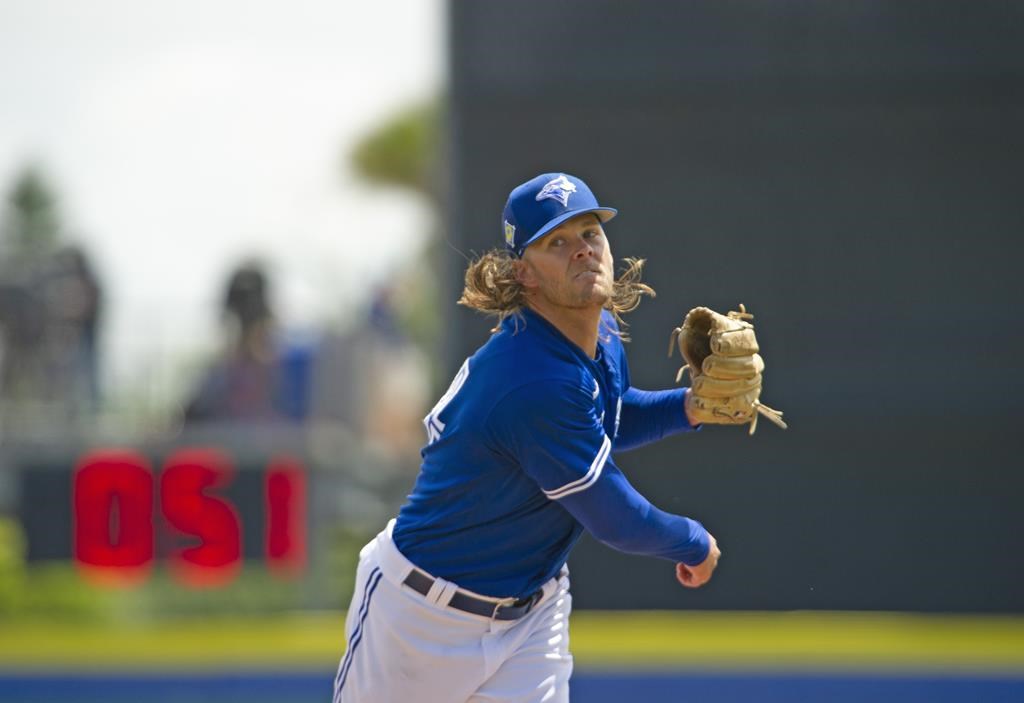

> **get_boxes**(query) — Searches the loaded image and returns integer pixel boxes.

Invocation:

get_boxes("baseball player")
[333,172,778,703]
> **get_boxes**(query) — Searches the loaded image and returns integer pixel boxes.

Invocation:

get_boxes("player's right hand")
[675,533,720,588]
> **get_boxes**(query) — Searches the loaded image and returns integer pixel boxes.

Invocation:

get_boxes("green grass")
[1,610,1022,675]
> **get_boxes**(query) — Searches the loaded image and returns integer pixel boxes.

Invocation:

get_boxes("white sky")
[0,0,444,401]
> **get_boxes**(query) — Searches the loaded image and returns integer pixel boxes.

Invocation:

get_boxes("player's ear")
[514,257,538,289]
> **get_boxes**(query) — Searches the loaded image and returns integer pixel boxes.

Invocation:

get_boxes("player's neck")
[525,300,602,359]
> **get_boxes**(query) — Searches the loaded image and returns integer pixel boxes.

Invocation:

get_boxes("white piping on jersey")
[423,358,470,444]
[543,434,612,500]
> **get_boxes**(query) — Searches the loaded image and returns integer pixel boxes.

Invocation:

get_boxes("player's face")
[518,213,614,310]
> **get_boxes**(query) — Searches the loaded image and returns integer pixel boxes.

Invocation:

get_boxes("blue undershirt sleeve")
[615,387,698,452]
[556,457,710,565]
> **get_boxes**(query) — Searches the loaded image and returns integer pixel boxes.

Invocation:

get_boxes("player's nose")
[571,237,597,259]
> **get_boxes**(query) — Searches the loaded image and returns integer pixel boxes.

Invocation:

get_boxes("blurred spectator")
[0,275,46,406]
[311,284,429,460]
[184,262,313,424]
[39,245,103,414]
[0,245,103,429]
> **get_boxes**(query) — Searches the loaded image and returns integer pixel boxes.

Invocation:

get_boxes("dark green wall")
[448,0,1024,611]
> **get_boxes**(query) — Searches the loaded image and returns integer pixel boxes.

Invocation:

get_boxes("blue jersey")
[393,307,709,598]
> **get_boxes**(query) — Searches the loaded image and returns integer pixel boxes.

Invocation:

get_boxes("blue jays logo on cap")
[501,172,618,257]
[535,175,577,207]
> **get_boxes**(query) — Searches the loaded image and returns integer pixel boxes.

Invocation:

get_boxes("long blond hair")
[457,250,654,337]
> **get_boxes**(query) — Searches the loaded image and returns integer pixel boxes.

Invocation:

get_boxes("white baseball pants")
[332,520,573,703]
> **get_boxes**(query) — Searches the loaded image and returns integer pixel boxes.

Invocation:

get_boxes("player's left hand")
[675,533,720,588]
[671,304,787,435]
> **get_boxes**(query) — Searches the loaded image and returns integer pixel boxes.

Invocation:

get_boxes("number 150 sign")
[73,448,307,587]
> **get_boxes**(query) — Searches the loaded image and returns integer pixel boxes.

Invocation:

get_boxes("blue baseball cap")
[501,172,617,257]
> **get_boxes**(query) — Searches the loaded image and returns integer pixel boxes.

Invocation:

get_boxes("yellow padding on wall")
[1,611,1022,674]
[570,610,1024,673]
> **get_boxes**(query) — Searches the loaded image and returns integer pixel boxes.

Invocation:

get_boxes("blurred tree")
[0,166,104,426]
[347,101,448,392]
[0,166,62,266]
[350,101,443,204]
[0,167,63,416]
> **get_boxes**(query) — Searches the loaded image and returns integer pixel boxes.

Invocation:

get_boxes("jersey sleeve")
[615,387,698,451]
[598,312,697,452]
[490,380,613,499]
[489,380,710,565]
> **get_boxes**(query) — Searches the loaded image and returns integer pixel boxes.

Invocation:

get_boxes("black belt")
[402,569,543,621]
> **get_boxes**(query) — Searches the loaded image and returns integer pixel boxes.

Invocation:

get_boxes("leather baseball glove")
[669,304,787,435]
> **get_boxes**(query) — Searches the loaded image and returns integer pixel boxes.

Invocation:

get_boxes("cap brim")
[519,207,618,251]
